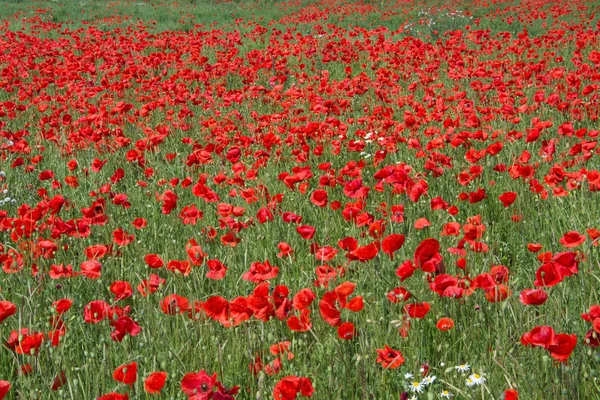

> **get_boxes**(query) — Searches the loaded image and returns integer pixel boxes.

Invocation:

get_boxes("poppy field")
[1,0,600,398]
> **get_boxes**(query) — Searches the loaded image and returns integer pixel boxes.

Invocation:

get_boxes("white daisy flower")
[466,378,476,387]
[441,390,454,398]
[404,372,414,380]
[422,375,436,386]
[455,363,470,373]
[468,373,486,385]
[409,381,424,393]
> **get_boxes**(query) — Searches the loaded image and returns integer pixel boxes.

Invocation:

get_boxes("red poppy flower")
[527,243,542,252]
[547,334,577,362]
[436,317,455,331]
[293,289,316,310]
[97,393,128,400]
[520,326,557,348]
[414,238,443,272]
[80,260,102,279]
[296,225,316,240]
[498,191,517,207]
[113,362,137,385]
[348,241,379,262]
[161,294,190,315]
[310,189,328,207]
[414,218,430,229]
[381,234,405,260]
[277,242,294,258]
[132,218,147,229]
[314,246,337,261]
[206,259,228,280]
[376,345,405,369]
[0,301,17,323]
[166,260,192,276]
[504,389,519,400]
[386,287,411,303]
[519,289,548,306]
[112,228,134,246]
[242,260,279,283]
[51,372,67,391]
[52,299,72,314]
[404,302,431,319]
[144,372,167,394]
[144,254,164,269]
[12,331,43,355]
[181,371,216,398]
[395,260,417,282]
[110,316,141,342]
[84,300,109,323]
[559,231,586,248]
[110,281,133,301]
[287,309,312,332]
[273,376,314,400]
[534,263,564,287]
[337,322,357,340]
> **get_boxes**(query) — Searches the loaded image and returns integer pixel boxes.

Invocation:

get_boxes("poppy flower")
[84,300,109,323]
[0,301,17,323]
[97,393,128,400]
[287,309,312,332]
[414,217,431,229]
[144,372,167,394]
[381,234,405,260]
[414,238,443,272]
[296,225,316,240]
[51,372,67,391]
[547,334,577,362]
[348,241,379,262]
[337,322,357,340]
[498,191,517,207]
[395,260,417,282]
[559,231,586,248]
[277,242,294,258]
[527,243,542,252]
[386,287,411,303]
[520,326,557,348]
[519,289,548,306]
[206,259,228,280]
[181,371,216,398]
[14,332,44,355]
[242,260,279,283]
[113,362,137,385]
[436,317,455,331]
[161,294,190,315]
[504,389,519,400]
[110,316,141,342]
[404,302,431,319]
[110,281,133,301]
[144,254,164,269]
[376,345,405,369]
[273,376,314,400]
[314,246,338,262]
[310,189,328,207]
[293,289,316,310]
[80,260,102,279]
[52,299,72,314]
[112,229,134,247]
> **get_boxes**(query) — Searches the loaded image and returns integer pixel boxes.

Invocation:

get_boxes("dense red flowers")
[273,376,314,400]
[521,326,577,362]
[376,345,405,369]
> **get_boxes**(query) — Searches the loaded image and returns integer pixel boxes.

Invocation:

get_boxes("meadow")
[0,0,600,399]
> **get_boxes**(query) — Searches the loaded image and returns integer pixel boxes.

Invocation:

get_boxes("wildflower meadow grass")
[0,0,600,399]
